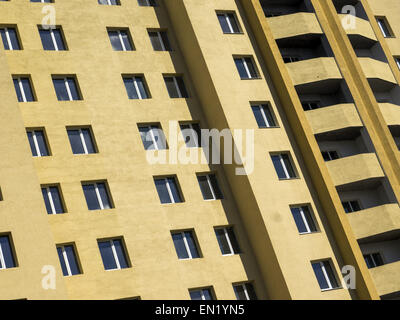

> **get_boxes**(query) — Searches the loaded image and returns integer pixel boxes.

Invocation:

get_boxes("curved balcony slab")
[339,14,377,48]
[326,153,385,187]
[347,204,400,241]
[379,103,400,126]
[370,261,400,297]
[268,12,323,40]
[358,58,397,91]
[305,103,362,135]
[286,57,342,91]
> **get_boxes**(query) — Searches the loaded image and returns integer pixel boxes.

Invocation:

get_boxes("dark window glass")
[0,236,16,269]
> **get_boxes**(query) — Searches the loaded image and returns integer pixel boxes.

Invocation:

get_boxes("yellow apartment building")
[0,0,399,300]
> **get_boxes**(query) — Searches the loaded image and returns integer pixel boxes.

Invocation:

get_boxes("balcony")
[305,103,362,135]
[286,57,342,93]
[326,153,385,187]
[347,204,400,241]
[338,15,377,49]
[379,103,400,126]
[358,58,397,91]
[268,12,322,40]
[369,261,400,297]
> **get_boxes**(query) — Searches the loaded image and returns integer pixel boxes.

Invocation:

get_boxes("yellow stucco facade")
[0,0,399,300]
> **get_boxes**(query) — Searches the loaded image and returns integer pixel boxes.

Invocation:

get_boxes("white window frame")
[28,130,46,157]
[377,18,391,38]
[276,154,294,179]
[172,76,183,98]
[58,245,75,276]
[102,0,118,5]
[302,101,320,111]
[235,283,252,300]
[238,58,256,79]
[182,123,200,148]
[176,231,195,260]
[395,57,400,70]
[44,186,61,214]
[218,227,236,256]
[113,30,129,51]
[162,178,179,204]
[342,200,360,213]
[56,77,76,101]
[322,151,338,161]
[48,28,61,51]
[86,182,108,210]
[293,206,315,235]
[191,289,212,300]
[154,31,166,51]
[15,77,29,102]
[2,27,16,50]
[316,261,337,291]
[141,125,164,150]
[128,76,146,99]
[75,128,92,154]
[201,174,218,201]
[220,13,238,34]
[284,56,300,63]
[253,104,275,127]
[0,241,6,270]
[364,253,383,268]
[103,239,124,270]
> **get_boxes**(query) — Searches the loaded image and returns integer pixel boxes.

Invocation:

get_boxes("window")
[138,124,167,150]
[98,0,120,5]
[148,30,171,51]
[171,231,200,260]
[98,238,129,270]
[271,153,297,179]
[180,122,201,148]
[189,288,214,300]
[302,101,320,111]
[215,227,240,255]
[52,76,81,101]
[251,104,277,128]
[377,17,393,38]
[283,56,301,63]
[364,253,384,269]
[342,200,361,213]
[395,57,400,70]
[197,174,223,201]
[322,151,339,162]
[234,57,258,79]
[154,177,183,204]
[164,75,189,98]
[311,260,340,291]
[56,244,81,276]
[13,77,35,102]
[108,29,134,51]
[138,0,156,6]
[290,206,318,234]
[41,185,65,214]
[82,182,113,210]
[217,12,241,34]
[0,235,16,270]
[0,27,21,50]
[233,283,257,300]
[26,129,50,157]
[123,76,149,99]
[67,127,97,154]
[39,27,66,51]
